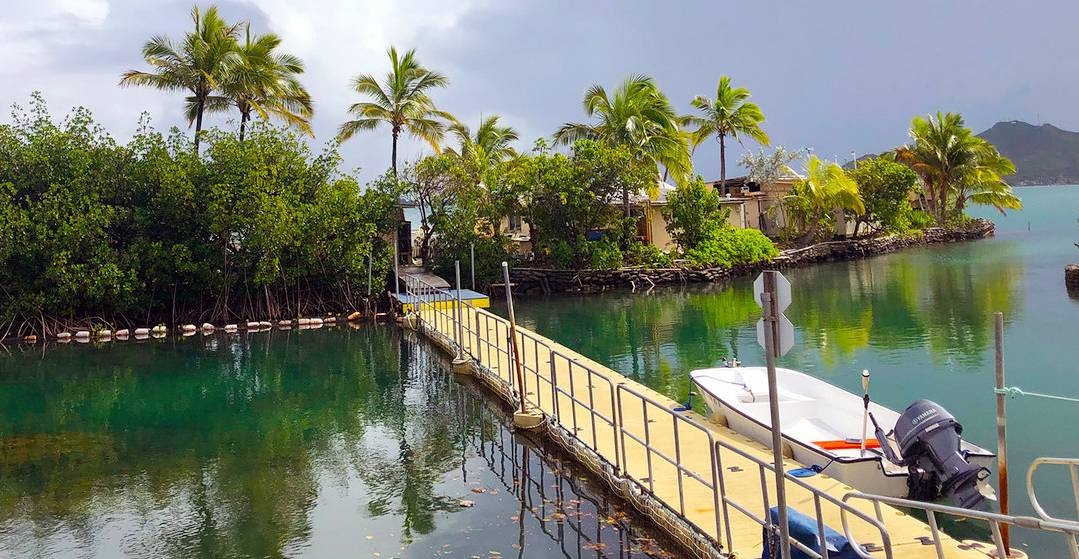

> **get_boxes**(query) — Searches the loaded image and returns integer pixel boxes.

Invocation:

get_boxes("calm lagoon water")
[0,328,672,558]
[504,185,1079,556]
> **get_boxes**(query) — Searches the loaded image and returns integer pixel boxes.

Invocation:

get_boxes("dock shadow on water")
[0,326,674,559]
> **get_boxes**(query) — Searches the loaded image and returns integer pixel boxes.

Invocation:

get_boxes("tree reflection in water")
[0,326,672,558]
[508,241,1020,404]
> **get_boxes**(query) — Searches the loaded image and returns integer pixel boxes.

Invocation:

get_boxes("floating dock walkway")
[394,273,1001,559]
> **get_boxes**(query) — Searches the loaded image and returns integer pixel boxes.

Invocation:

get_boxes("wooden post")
[502,262,527,414]
[995,312,1011,556]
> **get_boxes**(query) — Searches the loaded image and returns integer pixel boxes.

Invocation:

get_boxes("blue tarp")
[762,506,863,559]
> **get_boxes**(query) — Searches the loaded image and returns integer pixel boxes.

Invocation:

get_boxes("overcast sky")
[3,1,1078,182]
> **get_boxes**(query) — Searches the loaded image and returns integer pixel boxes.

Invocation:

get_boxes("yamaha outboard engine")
[872,399,992,511]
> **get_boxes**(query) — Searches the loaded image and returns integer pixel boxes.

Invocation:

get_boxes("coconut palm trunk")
[719,133,727,191]
[194,100,205,152]
[392,126,400,177]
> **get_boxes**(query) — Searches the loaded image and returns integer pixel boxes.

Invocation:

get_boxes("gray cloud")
[3,0,1078,182]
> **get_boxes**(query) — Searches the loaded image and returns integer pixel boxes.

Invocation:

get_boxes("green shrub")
[587,239,624,269]
[625,243,673,268]
[907,209,933,229]
[664,177,729,250]
[551,240,577,269]
[686,227,778,268]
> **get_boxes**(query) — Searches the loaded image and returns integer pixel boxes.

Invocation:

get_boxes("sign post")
[755,270,793,559]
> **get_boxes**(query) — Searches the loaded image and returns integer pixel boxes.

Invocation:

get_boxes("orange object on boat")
[813,439,881,450]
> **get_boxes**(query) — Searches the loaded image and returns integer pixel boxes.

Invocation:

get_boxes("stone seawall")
[1067,264,1079,293]
[509,219,995,295]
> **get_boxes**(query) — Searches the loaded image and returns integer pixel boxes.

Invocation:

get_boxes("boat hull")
[694,368,996,499]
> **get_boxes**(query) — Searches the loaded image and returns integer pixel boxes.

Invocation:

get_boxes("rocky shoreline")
[509,219,995,295]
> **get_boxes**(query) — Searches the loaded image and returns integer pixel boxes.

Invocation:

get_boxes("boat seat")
[737,388,808,404]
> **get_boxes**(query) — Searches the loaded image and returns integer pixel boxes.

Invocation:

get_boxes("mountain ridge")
[977,120,1079,185]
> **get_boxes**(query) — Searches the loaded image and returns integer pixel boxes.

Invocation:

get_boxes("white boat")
[690,366,996,500]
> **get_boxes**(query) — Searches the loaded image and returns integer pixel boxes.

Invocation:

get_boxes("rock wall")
[1067,264,1079,293]
[509,220,995,295]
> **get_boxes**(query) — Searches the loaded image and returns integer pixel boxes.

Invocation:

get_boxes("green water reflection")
[509,186,1079,556]
[0,328,669,559]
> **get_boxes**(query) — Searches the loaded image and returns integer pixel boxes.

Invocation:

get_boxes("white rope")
[995,386,1079,404]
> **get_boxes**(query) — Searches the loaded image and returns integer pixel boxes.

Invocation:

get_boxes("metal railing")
[398,271,893,558]
[842,488,1079,559]
[615,383,723,544]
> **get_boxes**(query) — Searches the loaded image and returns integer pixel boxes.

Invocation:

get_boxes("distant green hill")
[978,121,1079,186]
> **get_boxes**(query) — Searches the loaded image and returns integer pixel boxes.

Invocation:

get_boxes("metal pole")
[455,260,465,360]
[393,239,400,298]
[995,311,1011,555]
[861,369,870,456]
[762,288,792,559]
[470,242,476,291]
[502,262,527,414]
[367,253,372,296]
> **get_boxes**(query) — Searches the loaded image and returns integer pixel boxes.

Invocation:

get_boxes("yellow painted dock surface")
[406,291,989,559]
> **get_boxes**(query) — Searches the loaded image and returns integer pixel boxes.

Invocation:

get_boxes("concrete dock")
[396,275,992,559]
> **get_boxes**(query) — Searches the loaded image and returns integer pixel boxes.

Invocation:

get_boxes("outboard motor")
[871,399,992,511]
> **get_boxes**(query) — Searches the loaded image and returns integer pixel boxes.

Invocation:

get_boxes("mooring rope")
[994,386,1079,404]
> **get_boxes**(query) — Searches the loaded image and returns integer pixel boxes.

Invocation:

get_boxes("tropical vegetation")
[0,2,1032,332]
[847,157,920,235]
[223,24,314,141]
[0,95,399,336]
[893,112,1021,225]
[687,76,770,189]
[337,46,453,176]
[781,155,865,244]
[553,75,691,230]
[120,6,312,151]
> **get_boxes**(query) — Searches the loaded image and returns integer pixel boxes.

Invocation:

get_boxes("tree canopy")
[894,111,1021,224]
[337,46,453,176]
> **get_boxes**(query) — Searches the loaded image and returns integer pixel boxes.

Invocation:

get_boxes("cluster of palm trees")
[121,7,1017,235]
[895,111,1020,224]
[553,74,769,190]
[120,6,312,151]
[335,46,520,180]
[122,6,769,187]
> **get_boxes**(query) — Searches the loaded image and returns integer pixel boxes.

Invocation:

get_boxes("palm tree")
[686,76,769,192]
[221,25,313,141]
[120,6,241,152]
[446,115,519,179]
[894,112,1021,224]
[553,75,690,224]
[782,155,864,244]
[554,75,690,180]
[337,46,452,176]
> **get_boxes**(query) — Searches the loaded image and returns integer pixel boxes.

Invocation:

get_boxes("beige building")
[494,173,805,257]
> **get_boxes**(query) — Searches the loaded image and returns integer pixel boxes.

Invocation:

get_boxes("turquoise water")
[0,328,672,558]
[506,185,1079,556]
